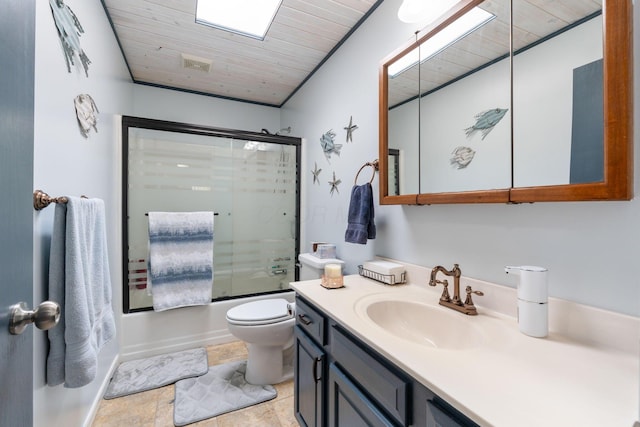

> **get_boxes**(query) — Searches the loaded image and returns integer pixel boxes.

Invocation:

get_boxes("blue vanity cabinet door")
[295,325,326,427]
[426,400,479,427]
[328,363,397,427]
[330,324,410,425]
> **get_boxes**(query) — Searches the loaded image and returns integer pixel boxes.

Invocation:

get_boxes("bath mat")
[174,360,277,426]
[104,347,208,399]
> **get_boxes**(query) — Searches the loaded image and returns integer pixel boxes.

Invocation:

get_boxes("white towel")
[148,212,214,311]
[46,197,116,388]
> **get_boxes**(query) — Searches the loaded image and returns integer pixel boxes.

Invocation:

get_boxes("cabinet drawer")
[330,324,410,426]
[295,296,326,345]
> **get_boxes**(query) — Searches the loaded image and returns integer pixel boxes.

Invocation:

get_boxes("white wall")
[282,0,640,317]
[132,84,281,132]
[32,0,132,425]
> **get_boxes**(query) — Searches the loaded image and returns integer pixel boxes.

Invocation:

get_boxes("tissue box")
[361,260,406,285]
[316,244,336,259]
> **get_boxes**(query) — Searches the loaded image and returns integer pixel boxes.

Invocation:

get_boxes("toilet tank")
[298,253,344,280]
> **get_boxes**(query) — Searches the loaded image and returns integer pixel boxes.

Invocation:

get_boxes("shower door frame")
[121,115,301,313]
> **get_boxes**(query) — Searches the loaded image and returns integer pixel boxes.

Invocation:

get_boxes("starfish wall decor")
[343,116,358,143]
[329,172,341,196]
[312,162,322,184]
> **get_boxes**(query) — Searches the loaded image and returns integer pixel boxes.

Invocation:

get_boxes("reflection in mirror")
[387,45,421,196]
[388,148,400,195]
[513,1,602,187]
[419,1,511,193]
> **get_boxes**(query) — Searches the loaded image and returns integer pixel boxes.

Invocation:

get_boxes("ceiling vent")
[181,53,212,73]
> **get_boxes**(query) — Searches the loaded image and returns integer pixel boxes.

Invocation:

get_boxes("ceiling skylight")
[389,7,496,77]
[196,0,282,40]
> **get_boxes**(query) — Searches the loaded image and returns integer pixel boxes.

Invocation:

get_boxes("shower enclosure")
[122,116,300,313]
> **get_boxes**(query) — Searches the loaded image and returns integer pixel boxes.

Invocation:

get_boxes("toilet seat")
[226,298,292,326]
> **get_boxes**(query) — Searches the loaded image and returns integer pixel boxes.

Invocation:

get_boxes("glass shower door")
[124,118,299,312]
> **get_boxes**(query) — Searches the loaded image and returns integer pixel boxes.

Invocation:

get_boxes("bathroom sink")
[355,296,483,350]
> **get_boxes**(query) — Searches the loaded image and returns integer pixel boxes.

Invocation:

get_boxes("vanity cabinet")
[294,295,479,427]
[295,326,326,427]
[294,297,328,427]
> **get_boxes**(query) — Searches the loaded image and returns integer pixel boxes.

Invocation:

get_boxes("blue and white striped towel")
[148,212,214,311]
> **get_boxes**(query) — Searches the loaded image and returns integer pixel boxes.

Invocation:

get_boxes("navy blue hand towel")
[345,183,376,244]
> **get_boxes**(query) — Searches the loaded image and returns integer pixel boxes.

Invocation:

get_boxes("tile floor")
[92,341,298,427]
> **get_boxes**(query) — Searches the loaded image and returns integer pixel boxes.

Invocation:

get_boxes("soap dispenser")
[504,265,548,338]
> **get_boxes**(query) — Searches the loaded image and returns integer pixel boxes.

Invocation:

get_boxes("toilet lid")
[226,298,292,325]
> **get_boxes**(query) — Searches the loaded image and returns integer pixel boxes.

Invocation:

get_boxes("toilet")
[226,298,296,385]
[226,253,344,385]
[298,252,345,281]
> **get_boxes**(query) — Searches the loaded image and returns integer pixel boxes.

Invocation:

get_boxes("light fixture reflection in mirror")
[390,8,495,78]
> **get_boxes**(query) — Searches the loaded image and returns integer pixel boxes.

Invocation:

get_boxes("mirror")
[379,0,632,204]
[513,1,603,188]
[384,40,421,198]
[419,0,511,195]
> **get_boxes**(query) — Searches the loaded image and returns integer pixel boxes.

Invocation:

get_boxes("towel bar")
[33,190,89,210]
[33,190,69,210]
[354,159,379,185]
[144,212,219,216]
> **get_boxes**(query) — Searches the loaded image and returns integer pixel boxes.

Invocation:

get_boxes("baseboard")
[120,329,236,361]
[83,354,120,427]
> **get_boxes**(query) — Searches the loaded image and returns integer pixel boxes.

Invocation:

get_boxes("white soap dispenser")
[504,265,548,338]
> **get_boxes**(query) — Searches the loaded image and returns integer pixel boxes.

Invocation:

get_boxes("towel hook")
[354,160,379,185]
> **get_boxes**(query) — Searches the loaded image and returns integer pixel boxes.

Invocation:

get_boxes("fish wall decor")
[320,129,341,161]
[450,146,476,169]
[465,108,508,140]
[74,94,99,138]
[49,0,91,77]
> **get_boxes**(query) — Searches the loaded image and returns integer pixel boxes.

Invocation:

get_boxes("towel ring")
[354,160,379,185]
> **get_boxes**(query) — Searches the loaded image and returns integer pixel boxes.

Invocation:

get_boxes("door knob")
[9,301,61,335]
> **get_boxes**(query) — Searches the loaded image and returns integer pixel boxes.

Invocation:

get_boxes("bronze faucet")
[429,264,483,315]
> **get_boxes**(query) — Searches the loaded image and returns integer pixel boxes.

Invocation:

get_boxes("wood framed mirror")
[379,0,632,205]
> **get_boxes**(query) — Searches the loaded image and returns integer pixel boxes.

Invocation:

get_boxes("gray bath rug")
[104,347,208,399]
[174,360,277,426]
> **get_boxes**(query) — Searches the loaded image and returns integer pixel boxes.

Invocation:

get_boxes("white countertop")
[290,274,639,427]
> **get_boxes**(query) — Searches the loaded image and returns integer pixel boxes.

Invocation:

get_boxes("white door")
[1,1,36,425]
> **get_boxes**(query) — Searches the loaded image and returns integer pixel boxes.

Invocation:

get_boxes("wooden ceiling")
[102,0,381,107]
[388,0,603,108]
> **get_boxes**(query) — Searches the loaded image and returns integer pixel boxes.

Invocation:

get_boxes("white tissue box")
[361,260,405,285]
[316,244,336,259]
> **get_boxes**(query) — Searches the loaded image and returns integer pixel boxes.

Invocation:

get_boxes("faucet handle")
[430,279,451,302]
[464,285,484,307]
